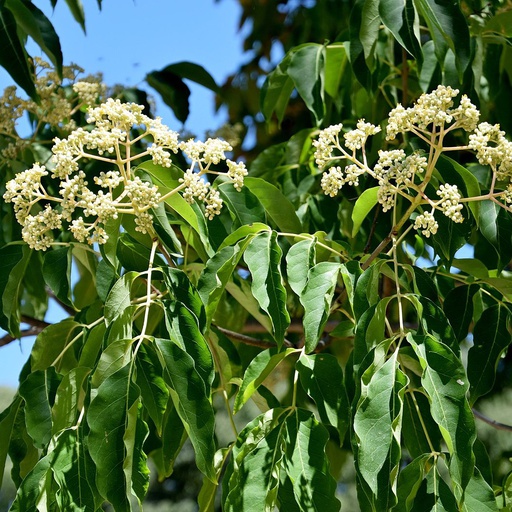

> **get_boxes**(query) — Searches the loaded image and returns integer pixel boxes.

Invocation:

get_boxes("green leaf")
[43,246,74,308]
[478,200,512,271]
[261,52,295,125]
[353,349,398,495]
[219,182,266,228]
[135,344,169,434]
[243,177,302,233]
[163,302,214,392]
[299,261,340,352]
[352,186,379,237]
[0,243,31,337]
[244,231,291,347]
[431,209,472,266]
[288,43,326,125]
[443,283,479,342]
[19,368,60,448]
[50,428,99,511]
[0,395,22,489]
[5,0,63,76]
[63,0,85,32]
[467,304,511,405]
[224,408,340,511]
[283,409,341,511]
[324,42,348,98]
[147,68,191,124]
[0,4,37,99]
[379,0,422,61]
[219,222,269,250]
[87,364,143,509]
[104,271,139,322]
[157,61,219,92]
[396,454,432,512]
[463,468,498,512]
[286,237,316,296]
[234,347,297,413]
[349,0,376,89]
[296,353,350,442]
[155,338,216,482]
[117,233,165,272]
[198,448,229,512]
[414,0,471,77]
[409,334,475,498]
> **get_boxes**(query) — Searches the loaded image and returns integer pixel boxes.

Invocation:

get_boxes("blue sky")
[0,0,245,387]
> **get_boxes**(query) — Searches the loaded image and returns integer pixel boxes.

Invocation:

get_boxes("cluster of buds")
[4,99,247,250]
[314,85,512,239]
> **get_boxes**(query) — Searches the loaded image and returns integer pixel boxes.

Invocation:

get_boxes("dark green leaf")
[147,69,191,124]
[5,0,63,76]
[63,0,85,32]
[157,61,218,92]
[244,177,302,233]
[219,182,266,228]
[87,364,143,509]
[443,284,479,342]
[324,42,348,98]
[43,246,74,308]
[0,4,37,99]
[467,304,511,405]
[288,43,326,125]
[286,237,316,296]
[0,243,31,337]
[478,200,512,271]
[0,395,22,489]
[380,0,422,61]
[155,338,216,482]
[296,353,349,442]
[19,368,60,448]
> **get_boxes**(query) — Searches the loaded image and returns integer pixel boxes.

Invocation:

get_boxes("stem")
[409,390,437,453]
[392,236,405,335]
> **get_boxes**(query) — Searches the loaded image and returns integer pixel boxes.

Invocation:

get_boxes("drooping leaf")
[467,304,511,405]
[443,283,479,342]
[243,177,302,233]
[19,367,60,449]
[324,42,348,98]
[352,186,379,237]
[155,338,216,482]
[244,231,291,347]
[296,353,349,442]
[288,43,326,125]
[299,261,340,352]
[5,0,63,76]
[87,364,144,510]
[0,395,22,489]
[379,0,422,62]
[409,334,475,499]
[64,0,86,32]
[234,347,297,414]
[219,182,266,228]
[0,4,37,99]
[104,271,139,322]
[0,243,31,337]
[478,200,512,271]
[43,246,74,308]
[286,237,316,296]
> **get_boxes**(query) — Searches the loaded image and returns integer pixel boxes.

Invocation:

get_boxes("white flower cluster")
[386,85,480,140]
[436,184,464,223]
[177,137,248,218]
[343,120,382,151]
[73,81,106,106]
[468,122,512,180]
[414,212,438,238]
[321,164,366,197]
[374,151,427,212]
[4,99,248,249]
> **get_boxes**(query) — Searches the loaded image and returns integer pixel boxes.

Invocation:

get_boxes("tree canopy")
[1,0,512,510]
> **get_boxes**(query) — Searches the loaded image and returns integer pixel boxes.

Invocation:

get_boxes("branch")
[0,316,51,347]
[473,408,512,432]
[214,325,294,349]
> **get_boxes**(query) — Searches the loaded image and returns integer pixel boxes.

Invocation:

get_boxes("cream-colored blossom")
[436,184,463,223]
[414,211,438,238]
[226,160,248,191]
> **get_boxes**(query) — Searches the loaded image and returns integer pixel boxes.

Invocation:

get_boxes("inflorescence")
[314,85,512,238]
[4,98,247,250]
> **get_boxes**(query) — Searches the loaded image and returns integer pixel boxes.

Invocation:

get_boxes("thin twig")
[473,408,512,432]
[214,325,294,349]
[0,316,51,347]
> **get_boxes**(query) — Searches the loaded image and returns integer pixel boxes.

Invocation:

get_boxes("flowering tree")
[2,1,512,511]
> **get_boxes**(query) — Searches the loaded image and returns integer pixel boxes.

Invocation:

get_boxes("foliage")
[1,1,512,511]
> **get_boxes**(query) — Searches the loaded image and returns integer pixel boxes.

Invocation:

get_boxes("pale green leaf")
[286,237,316,296]
[300,261,340,352]
[104,271,139,322]
[352,186,379,237]
[234,348,297,414]
[244,231,291,347]
[43,246,74,308]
